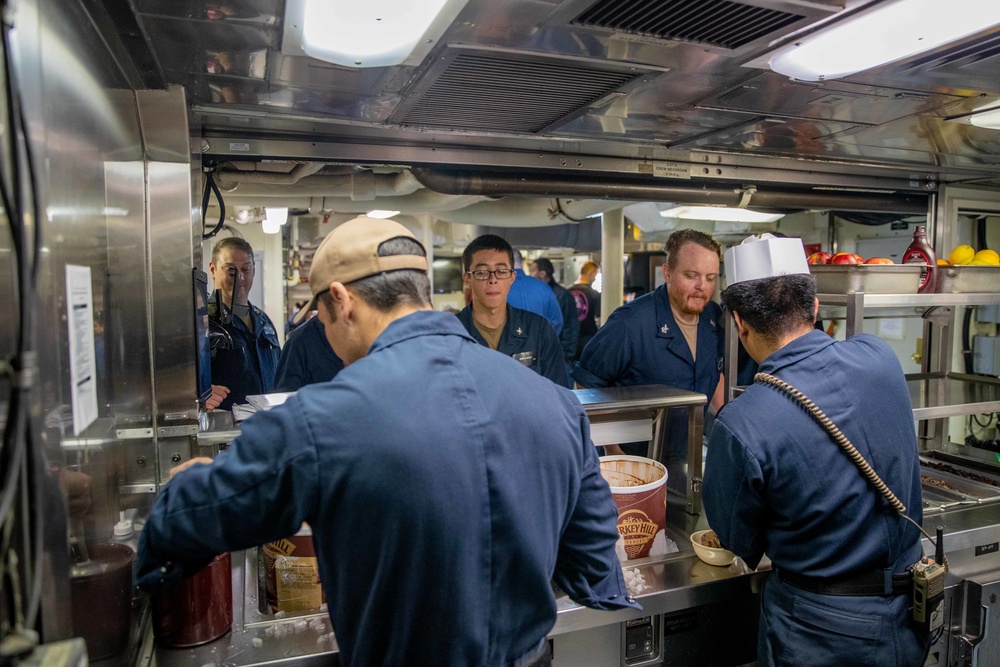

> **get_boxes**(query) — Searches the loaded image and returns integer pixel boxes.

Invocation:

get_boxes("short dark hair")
[534,257,555,283]
[212,237,254,265]
[721,274,817,343]
[463,235,514,272]
[342,236,431,312]
[665,229,721,268]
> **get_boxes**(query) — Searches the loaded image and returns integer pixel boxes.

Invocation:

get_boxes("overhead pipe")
[215,162,326,188]
[410,167,929,214]
[213,168,424,200]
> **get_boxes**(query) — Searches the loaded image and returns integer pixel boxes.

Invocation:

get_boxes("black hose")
[201,170,226,239]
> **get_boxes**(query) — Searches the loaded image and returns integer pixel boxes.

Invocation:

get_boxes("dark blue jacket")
[457,303,567,386]
[273,316,343,392]
[507,269,563,334]
[703,330,927,666]
[208,292,281,410]
[550,281,580,362]
[136,310,638,666]
[571,285,724,461]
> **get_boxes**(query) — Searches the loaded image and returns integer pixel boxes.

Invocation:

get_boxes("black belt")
[778,568,912,597]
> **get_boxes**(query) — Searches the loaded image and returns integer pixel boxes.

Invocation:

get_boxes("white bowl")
[690,530,736,567]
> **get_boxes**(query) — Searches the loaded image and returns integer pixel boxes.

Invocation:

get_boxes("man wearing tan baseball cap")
[138,215,638,667]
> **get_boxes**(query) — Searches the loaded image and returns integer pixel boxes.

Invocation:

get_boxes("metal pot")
[151,552,233,648]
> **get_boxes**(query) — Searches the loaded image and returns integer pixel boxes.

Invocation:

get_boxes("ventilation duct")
[572,0,804,50]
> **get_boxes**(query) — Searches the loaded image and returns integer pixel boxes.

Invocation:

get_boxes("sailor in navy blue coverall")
[137,218,637,667]
[703,242,928,667]
[207,238,280,411]
[273,315,343,392]
[573,230,725,463]
[457,235,567,386]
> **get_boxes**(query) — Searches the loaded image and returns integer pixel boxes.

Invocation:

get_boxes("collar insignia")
[710,319,715,327]
[660,324,669,334]
[516,327,523,335]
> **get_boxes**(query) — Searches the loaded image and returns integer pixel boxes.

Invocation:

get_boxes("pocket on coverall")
[779,595,883,666]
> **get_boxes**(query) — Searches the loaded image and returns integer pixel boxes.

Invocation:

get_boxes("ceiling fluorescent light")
[293,0,470,68]
[660,206,784,224]
[970,102,1000,130]
[262,217,283,234]
[769,0,1000,82]
[366,210,400,219]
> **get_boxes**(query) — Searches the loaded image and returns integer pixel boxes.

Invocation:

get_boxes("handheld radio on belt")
[912,527,946,634]
[755,373,947,634]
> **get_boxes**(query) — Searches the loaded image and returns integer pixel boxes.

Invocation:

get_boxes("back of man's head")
[665,229,721,268]
[721,274,817,344]
[296,216,430,325]
[534,258,555,283]
[463,234,514,272]
[580,261,599,280]
[212,236,254,265]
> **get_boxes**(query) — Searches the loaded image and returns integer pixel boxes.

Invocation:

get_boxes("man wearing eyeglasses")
[456,234,567,386]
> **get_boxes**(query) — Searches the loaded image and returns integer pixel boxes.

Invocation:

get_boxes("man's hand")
[206,384,230,411]
[169,457,214,480]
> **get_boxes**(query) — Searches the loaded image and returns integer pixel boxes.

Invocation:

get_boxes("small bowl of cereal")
[690,530,736,567]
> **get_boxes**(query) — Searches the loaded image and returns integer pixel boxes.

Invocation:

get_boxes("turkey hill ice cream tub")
[599,456,668,561]
[261,524,325,613]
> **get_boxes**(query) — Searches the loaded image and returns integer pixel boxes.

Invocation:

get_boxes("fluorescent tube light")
[366,210,400,219]
[262,217,283,234]
[660,206,784,224]
[970,102,1000,130]
[769,0,1000,82]
[295,0,470,68]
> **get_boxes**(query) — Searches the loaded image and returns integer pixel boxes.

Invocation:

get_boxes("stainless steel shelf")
[819,292,1000,308]
[907,373,1000,421]
[573,385,706,414]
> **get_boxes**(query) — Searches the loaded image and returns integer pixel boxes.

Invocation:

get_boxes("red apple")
[830,252,862,265]
[807,251,832,265]
[864,257,894,265]
[852,254,865,263]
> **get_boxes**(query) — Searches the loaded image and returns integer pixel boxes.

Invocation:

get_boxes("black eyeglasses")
[466,269,514,281]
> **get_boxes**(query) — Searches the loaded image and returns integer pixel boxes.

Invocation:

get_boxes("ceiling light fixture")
[769,0,1000,82]
[660,206,784,224]
[970,102,1000,130]
[366,209,401,219]
[286,0,470,69]
[263,207,289,234]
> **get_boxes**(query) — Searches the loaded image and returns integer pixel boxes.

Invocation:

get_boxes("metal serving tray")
[811,264,922,294]
[935,265,1000,294]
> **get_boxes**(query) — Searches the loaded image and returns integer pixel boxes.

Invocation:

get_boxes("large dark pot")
[152,552,233,648]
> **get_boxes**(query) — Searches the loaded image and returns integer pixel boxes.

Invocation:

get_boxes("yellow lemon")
[972,249,1000,266]
[949,244,976,265]
[936,258,950,266]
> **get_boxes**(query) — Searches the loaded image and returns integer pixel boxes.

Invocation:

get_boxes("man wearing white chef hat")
[702,233,929,666]
[137,215,639,667]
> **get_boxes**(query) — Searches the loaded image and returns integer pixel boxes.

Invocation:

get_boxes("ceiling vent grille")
[573,0,804,50]
[393,51,648,133]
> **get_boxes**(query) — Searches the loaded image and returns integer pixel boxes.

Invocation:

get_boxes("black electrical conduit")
[409,167,929,215]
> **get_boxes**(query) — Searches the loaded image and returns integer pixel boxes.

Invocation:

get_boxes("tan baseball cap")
[292,216,428,325]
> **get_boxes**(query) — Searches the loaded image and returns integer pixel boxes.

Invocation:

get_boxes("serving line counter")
[140,385,765,666]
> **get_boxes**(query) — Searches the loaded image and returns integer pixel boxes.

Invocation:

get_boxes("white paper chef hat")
[723,233,810,285]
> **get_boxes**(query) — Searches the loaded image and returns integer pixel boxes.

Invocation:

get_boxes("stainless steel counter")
[144,506,764,667]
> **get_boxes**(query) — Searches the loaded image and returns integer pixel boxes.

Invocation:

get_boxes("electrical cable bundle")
[0,0,45,655]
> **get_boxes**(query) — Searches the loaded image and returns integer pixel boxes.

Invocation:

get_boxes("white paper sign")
[65,265,98,434]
